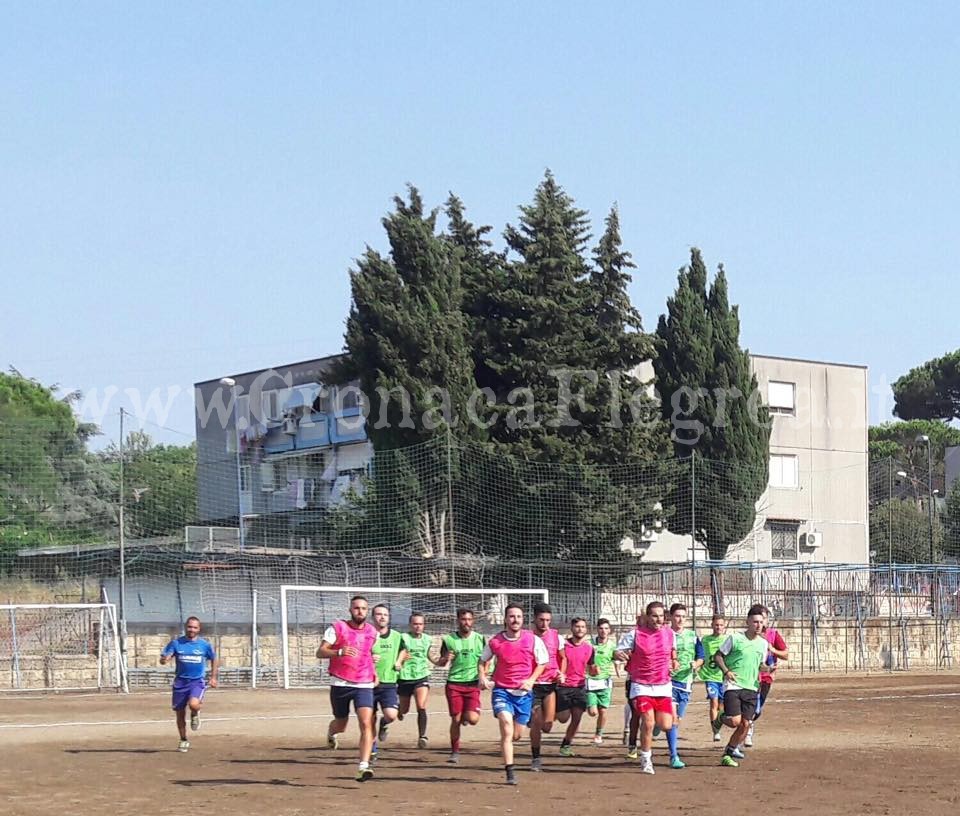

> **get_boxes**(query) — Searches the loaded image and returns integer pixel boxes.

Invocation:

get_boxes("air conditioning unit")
[640,527,658,544]
[803,531,822,549]
[281,417,298,435]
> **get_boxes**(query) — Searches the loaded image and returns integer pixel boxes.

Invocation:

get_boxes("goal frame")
[0,602,125,693]
[279,585,549,690]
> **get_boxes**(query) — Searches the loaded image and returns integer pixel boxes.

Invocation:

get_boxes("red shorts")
[445,683,482,717]
[632,695,673,715]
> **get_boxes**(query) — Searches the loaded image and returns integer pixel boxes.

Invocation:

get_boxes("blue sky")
[2,2,957,447]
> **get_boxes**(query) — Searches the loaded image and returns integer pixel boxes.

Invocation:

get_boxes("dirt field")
[2,673,960,816]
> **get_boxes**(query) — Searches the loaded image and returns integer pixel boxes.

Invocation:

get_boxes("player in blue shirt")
[160,616,218,752]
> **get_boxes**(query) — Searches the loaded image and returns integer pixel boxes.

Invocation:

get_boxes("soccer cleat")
[530,757,543,772]
[178,739,190,752]
[356,766,374,782]
[626,746,639,760]
[417,736,429,749]
[730,747,746,760]
[506,771,518,786]
[190,712,201,732]
[713,731,722,742]
[447,752,460,764]
[721,754,739,768]
[559,745,575,757]
[640,757,655,775]
[378,721,390,742]
[592,734,603,746]
[669,756,685,769]
[327,732,340,750]
[744,725,754,747]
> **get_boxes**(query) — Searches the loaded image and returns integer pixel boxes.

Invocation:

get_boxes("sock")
[596,728,604,736]
[359,760,369,771]
[505,763,515,778]
[417,709,428,739]
[532,745,541,759]
[451,737,460,753]
[725,745,737,755]
[628,742,637,750]
[666,725,679,757]
[561,739,570,748]
[640,749,652,760]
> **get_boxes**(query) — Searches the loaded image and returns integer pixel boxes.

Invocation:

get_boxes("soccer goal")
[279,585,549,689]
[0,602,125,692]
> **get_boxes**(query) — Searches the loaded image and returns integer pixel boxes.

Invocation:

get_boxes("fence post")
[251,588,258,689]
[9,607,20,689]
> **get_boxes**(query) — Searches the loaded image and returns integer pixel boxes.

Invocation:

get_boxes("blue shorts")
[672,684,691,718]
[374,684,399,712]
[330,685,374,719]
[491,687,533,726]
[171,678,205,711]
[705,681,724,700]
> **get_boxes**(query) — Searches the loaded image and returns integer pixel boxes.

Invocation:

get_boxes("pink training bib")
[489,630,538,688]
[328,619,377,684]
[626,625,673,686]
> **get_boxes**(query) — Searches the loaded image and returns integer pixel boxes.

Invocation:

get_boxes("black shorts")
[398,677,430,697]
[556,685,587,713]
[723,688,758,721]
[532,682,557,707]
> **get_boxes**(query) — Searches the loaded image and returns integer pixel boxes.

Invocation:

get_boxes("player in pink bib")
[555,617,597,757]
[316,595,379,782]
[615,601,678,775]
[479,603,548,785]
[529,601,567,772]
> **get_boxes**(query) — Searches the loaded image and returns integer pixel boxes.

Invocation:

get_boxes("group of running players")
[160,597,788,785]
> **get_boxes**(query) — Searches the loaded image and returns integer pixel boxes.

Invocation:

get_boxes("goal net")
[0,603,124,692]
[279,585,549,688]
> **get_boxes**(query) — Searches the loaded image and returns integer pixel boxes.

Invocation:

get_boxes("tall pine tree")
[653,249,770,559]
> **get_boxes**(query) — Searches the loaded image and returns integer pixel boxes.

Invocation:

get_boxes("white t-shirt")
[321,625,376,688]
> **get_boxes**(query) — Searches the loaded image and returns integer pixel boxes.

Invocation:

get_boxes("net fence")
[1,416,959,687]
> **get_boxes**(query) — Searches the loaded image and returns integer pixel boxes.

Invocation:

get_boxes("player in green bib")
[712,605,788,767]
[436,608,487,763]
[665,603,704,769]
[699,613,727,742]
[398,612,434,749]
[370,604,409,755]
[585,618,619,745]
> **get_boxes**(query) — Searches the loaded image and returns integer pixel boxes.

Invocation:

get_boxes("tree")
[893,349,960,421]
[868,420,960,496]
[653,250,771,559]
[99,433,197,537]
[0,371,114,560]
[334,188,480,554]
[870,498,944,564]
[945,487,960,561]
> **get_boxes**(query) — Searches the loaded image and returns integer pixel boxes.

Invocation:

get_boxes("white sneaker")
[745,725,754,747]
[178,739,190,752]
[640,757,655,775]
[417,736,429,749]
[190,712,201,732]
[592,734,603,746]
[447,752,460,764]
[713,732,722,742]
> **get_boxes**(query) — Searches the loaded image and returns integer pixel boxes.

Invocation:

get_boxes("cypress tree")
[653,249,770,559]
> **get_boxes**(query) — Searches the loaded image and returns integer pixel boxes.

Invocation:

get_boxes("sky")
[2,2,957,448]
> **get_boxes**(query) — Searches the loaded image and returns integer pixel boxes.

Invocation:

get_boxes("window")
[769,454,799,488]
[336,385,361,411]
[769,521,799,560]
[767,381,795,415]
[261,390,281,422]
[236,394,250,431]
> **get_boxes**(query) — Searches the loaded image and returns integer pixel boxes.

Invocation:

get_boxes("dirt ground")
[2,673,960,816]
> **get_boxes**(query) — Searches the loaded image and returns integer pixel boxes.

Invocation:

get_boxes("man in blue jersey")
[160,616,219,752]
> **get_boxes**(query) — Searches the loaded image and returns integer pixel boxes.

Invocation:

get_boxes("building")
[193,355,372,545]
[632,354,869,564]
[195,352,869,564]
